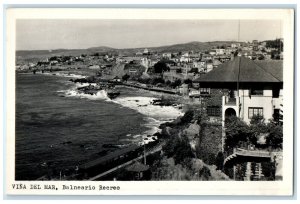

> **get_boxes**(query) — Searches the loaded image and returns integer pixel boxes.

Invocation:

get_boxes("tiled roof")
[193,57,283,83]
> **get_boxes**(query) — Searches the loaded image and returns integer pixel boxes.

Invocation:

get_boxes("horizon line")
[15,39,277,52]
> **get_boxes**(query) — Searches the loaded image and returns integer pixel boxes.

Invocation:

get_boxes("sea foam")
[113,96,184,139]
[61,89,111,101]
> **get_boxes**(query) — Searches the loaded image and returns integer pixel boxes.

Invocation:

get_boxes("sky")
[16,19,282,50]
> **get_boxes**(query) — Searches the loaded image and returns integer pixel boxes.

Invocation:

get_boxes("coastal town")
[16,39,283,181]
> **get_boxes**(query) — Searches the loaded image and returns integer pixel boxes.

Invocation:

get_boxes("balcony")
[224,96,237,106]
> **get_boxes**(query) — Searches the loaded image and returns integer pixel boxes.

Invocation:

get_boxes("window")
[273,89,280,98]
[250,89,263,96]
[248,107,263,119]
[207,106,221,117]
[200,88,210,94]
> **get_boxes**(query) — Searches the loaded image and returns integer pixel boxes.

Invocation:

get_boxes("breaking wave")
[113,96,183,120]
[113,96,184,139]
[58,88,110,101]
[42,72,86,78]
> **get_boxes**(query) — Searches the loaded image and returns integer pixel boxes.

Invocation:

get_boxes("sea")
[15,72,183,180]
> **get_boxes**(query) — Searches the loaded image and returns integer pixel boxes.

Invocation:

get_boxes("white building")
[215,48,225,55]
[162,53,172,59]
[194,57,283,126]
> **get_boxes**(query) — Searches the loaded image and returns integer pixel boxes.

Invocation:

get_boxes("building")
[215,48,225,55]
[125,162,150,180]
[194,57,283,124]
[194,57,283,149]
[205,60,214,73]
[213,59,222,69]
[209,50,217,56]
[162,53,172,59]
[231,43,241,48]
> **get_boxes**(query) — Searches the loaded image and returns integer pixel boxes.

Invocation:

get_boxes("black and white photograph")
[4,8,294,195]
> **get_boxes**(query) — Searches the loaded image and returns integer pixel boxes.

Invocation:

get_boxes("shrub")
[199,166,211,180]
[180,110,194,125]
[122,74,130,82]
[224,116,251,150]
[162,135,194,165]
[215,151,224,170]
[170,79,182,88]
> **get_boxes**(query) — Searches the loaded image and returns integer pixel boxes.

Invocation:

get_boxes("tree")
[170,79,182,88]
[266,122,283,149]
[257,54,265,60]
[215,151,224,170]
[224,116,251,150]
[162,135,194,165]
[266,39,283,52]
[180,110,194,125]
[189,68,199,73]
[183,79,193,86]
[151,77,165,85]
[225,115,283,151]
[249,115,268,146]
[122,74,130,82]
[199,166,211,180]
[154,61,169,73]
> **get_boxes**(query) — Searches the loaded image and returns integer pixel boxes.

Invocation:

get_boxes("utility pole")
[143,142,146,165]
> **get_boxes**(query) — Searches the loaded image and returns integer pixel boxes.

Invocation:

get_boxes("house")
[141,58,151,68]
[179,55,191,63]
[143,48,150,55]
[213,59,222,68]
[205,60,214,73]
[231,43,240,48]
[201,54,213,61]
[209,50,217,56]
[193,61,202,69]
[162,53,172,59]
[193,57,283,127]
[215,48,225,55]
[125,162,150,180]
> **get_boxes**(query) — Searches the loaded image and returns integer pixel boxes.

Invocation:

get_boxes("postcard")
[4,8,294,195]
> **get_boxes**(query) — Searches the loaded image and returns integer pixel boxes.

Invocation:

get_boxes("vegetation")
[224,115,283,151]
[122,74,130,82]
[170,79,182,88]
[163,135,194,165]
[266,39,283,52]
[153,61,170,73]
[151,157,229,181]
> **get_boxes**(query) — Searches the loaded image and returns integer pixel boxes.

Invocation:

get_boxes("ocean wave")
[60,89,111,101]
[113,96,184,140]
[41,72,87,78]
[113,96,183,120]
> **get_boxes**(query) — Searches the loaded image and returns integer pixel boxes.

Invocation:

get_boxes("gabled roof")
[194,57,283,83]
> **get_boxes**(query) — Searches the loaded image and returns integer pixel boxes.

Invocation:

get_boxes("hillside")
[16,41,239,62]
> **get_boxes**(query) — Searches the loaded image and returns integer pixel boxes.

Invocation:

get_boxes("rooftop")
[194,57,283,83]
